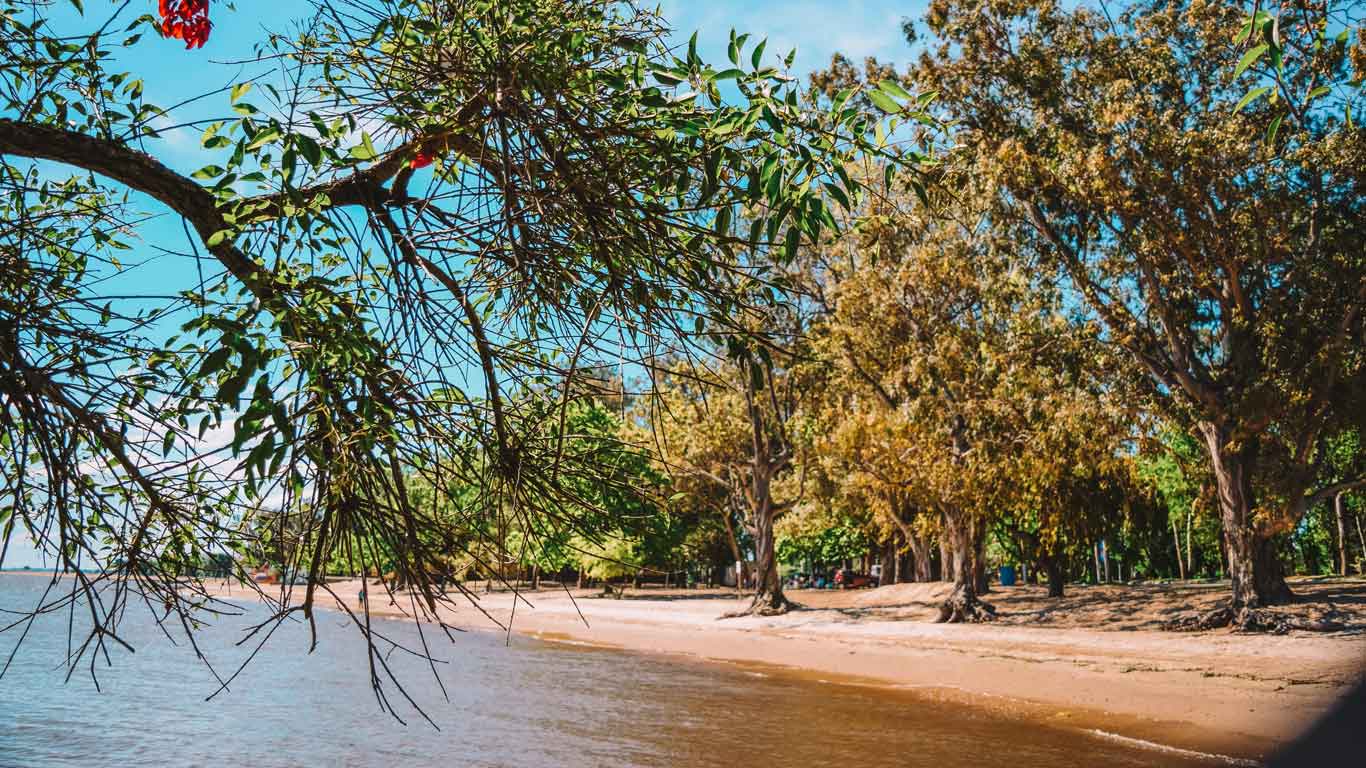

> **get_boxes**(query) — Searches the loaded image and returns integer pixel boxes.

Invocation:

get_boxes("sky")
[2,0,927,570]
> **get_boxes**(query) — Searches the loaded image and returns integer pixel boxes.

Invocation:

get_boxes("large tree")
[0,0,928,694]
[909,0,1366,621]
[797,159,1133,619]
[654,329,816,616]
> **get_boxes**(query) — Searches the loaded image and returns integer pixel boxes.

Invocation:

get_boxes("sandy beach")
[204,575,1366,764]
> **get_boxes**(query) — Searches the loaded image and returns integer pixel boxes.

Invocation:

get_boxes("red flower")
[410,150,434,169]
[158,0,211,49]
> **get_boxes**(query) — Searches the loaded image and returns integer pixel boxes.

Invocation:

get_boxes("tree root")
[719,591,797,619]
[1163,605,1346,634]
[936,591,996,623]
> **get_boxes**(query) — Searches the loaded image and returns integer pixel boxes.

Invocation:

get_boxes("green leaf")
[197,347,232,378]
[1233,86,1270,112]
[1233,44,1267,79]
[349,132,379,161]
[783,226,800,262]
[751,38,767,70]
[295,134,322,166]
[877,79,913,101]
[825,181,851,211]
[1265,113,1283,145]
[191,165,225,180]
[652,68,685,86]
[866,89,901,114]
[714,204,731,236]
[215,371,250,409]
[230,82,252,103]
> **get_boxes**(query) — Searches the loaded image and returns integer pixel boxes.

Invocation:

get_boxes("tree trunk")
[575,569,583,590]
[1356,511,1365,575]
[908,533,932,583]
[1042,555,1065,598]
[1199,422,1294,611]
[1171,513,1186,580]
[531,564,541,590]
[880,538,896,588]
[972,518,990,594]
[738,497,791,615]
[892,532,902,584]
[1335,494,1347,577]
[1186,501,1194,577]
[938,524,954,583]
[720,507,745,591]
[937,513,995,622]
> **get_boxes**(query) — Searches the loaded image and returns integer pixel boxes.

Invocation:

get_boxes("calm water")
[0,575,1210,767]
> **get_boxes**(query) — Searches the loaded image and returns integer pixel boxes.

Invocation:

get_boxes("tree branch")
[1305,477,1366,508]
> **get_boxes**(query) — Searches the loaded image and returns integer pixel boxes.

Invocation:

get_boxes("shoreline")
[202,577,1366,764]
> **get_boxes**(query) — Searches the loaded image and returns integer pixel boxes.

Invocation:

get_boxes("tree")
[0,0,929,698]
[1135,425,1219,580]
[908,0,1366,622]
[793,154,1135,617]
[654,334,815,616]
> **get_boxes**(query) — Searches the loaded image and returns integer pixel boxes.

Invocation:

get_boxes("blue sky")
[2,0,926,570]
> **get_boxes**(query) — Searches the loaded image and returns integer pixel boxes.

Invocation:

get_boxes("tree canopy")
[0,0,932,693]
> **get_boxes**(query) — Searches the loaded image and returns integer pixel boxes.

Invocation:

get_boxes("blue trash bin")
[998,565,1017,587]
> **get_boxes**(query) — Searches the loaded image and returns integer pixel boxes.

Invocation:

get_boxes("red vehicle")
[834,568,878,589]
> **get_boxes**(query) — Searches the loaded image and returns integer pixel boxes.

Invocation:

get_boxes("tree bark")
[908,532,932,582]
[720,507,745,587]
[880,538,896,588]
[938,524,954,583]
[740,494,791,615]
[937,514,995,622]
[1042,555,1065,598]
[1186,500,1194,577]
[1199,422,1294,611]
[1171,512,1186,580]
[972,517,990,594]
[1356,511,1365,575]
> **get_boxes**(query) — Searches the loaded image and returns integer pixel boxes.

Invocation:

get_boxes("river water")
[0,574,1213,767]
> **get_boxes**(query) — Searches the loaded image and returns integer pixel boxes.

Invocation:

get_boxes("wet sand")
[212,576,1366,764]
